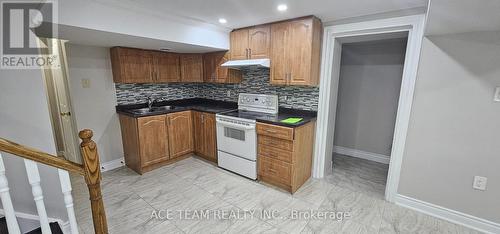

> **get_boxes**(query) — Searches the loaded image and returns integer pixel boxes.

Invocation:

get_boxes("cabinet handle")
[265,129,277,133]
[201,114,205,123]
[246,48,249,59]
[248,48,251,59]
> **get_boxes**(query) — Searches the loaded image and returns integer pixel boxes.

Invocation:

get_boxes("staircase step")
[25,222,63,234]
[0,217,8,234]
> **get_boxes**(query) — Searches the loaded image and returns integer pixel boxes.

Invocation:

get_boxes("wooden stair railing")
[0,129,108,234]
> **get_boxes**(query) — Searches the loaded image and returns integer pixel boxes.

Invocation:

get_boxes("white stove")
[216,93,278,179]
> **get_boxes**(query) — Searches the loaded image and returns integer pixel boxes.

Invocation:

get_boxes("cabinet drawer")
[258,144,292,163]
[256,123,294,140]
[258,135,293,151]
[259,156,291,185]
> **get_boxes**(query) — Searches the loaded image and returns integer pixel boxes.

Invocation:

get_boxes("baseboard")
[100,157,125,172]
[395,194,500,234]
[0,209,70,233]
[333,146,390,164]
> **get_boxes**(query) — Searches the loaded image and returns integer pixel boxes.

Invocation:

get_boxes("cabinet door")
[248,25,270,59]
[215,52,230,83]
[167,111,194,158]
[137,115,169,166]
[270,22,289,85]
[180,54,203,82]
[110,47,154,83]
[230,29,249,60]
[193,111,204,154]
[202,113,217,162]
[203,53,217,82]
[287,18,313,85]
[155,52,181,82]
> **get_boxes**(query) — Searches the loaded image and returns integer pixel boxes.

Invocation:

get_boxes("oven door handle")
[217,120,255,130]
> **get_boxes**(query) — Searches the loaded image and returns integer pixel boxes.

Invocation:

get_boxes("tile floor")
[328,154,389,200]
[71,155,482,234]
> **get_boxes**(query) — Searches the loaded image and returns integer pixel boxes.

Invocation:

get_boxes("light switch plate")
[494,87,500,102]
[473,176,487,191]
[81,78,90,88]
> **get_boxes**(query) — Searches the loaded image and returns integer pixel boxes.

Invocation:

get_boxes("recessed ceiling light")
[218,18,227,24]
[277,4,288,12]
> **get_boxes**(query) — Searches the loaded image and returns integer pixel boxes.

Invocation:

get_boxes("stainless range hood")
[221,58,270,68]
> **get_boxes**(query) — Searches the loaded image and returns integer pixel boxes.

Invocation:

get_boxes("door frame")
[40,39,82,163]
[312,14,426,202]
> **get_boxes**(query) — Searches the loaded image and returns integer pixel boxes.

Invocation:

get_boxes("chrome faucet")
[147,96,156,110]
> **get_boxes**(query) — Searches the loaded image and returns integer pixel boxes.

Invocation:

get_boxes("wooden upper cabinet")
[203,51,242,84]
[248,25,270,59]
[230,29,249,60]
[270,22,289,85]
[110,47,154,83]
[167,111,194,158]
[180,54,203,82]
[154,52,181,82]
[230,25,270,60]
[270,16,322,86]
[203,52,218,82]
[137,115,169,166]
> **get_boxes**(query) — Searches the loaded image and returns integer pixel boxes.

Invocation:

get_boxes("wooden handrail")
[0,129,109,234]
[0,138,85,175]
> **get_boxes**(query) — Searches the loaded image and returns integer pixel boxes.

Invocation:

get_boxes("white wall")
[334,39,406,156]
[399,31,500,223]
[0,69,68,222]
[66,44,124,163]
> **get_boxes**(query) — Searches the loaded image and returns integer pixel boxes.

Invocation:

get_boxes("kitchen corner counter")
[256,108,317,127]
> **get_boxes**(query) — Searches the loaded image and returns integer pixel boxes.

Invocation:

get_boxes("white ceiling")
[425,0,500,35]
[103,0,429,29]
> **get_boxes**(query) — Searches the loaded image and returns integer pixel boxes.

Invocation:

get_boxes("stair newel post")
[79,129,108,234]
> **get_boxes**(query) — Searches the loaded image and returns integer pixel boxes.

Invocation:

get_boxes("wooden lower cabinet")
[167,111,194,158]
[119,111,194,174]
[257,121,316,193]
[193,111,217,162]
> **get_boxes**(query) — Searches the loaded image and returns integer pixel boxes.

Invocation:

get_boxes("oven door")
[216,118,256,161]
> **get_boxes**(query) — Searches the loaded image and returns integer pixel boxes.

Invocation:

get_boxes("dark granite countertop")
[116,98,317,127]
[116,98,237,117]
[258,108,317,127]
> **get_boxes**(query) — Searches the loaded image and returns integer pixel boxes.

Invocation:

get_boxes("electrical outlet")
[81,78,90,88]
[473,176,487,191]
[280,95,288,101]
[226,90,231,97]
[494,87,500,102]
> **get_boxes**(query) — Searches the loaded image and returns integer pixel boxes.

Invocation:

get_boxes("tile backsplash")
[115,67,319,111]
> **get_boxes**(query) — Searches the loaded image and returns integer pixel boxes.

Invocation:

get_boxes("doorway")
[331,35,408,199]
[39,38,82,163]
[312,15,426,202]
